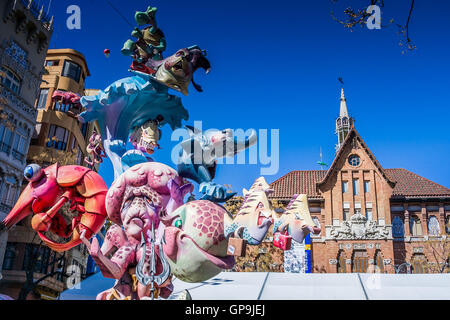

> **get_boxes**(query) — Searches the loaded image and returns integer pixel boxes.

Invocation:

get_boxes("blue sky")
[44,0,450,194]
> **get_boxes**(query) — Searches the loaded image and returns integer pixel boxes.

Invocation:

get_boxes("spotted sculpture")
[1,163,108,252]
[161,200,235,283]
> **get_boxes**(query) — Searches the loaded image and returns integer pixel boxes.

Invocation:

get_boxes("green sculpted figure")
[122,5,167,65]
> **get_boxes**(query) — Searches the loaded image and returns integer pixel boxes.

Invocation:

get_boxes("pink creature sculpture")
[85,130,107,167]
[81,162,193,300]
[1,163,108,252]
[52,90,82,108]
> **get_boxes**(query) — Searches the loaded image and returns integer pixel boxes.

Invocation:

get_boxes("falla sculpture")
[1,3,321,300]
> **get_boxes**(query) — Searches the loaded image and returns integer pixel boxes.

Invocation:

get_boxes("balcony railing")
[0,142,11,155]
[18,0,54,31]
[0,83,37,122]
[12,149,25,162]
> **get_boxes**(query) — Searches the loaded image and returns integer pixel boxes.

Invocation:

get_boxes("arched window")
[0,66,21,94]
[311,217,321,237]
[409,215,423,236]
[337,251,346,273]
[374,251,385,273]
[411,254,428,274]
[427,215,440,236]
[392,216,404,238]
[342,117,348,126]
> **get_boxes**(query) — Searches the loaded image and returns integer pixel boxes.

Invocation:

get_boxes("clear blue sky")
[44,0,450,194]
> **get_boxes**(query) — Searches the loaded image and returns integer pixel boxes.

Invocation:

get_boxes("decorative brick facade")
[269,90,450,274]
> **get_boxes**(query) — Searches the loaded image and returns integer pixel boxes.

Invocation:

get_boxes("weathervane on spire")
[338,77,344,86]
[317,147,328,170]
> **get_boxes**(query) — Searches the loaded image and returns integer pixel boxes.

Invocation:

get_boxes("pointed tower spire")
[335,87,354,151]
[340,88,349,118]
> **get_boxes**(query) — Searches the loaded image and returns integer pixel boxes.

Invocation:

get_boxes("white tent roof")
[59,272,450,300]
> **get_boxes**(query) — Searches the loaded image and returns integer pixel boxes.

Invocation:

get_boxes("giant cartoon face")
[130,119,161,155]
[162,200,234,283]
[106,162,183,241]
[272,194,321,244]
[154,47,211,96]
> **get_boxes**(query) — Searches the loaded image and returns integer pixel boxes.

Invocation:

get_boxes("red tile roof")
[385,168,450,199]
[269,168,450,200]
[269,170,326,200]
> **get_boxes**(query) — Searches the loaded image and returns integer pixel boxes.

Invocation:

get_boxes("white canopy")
[59,272,450,300]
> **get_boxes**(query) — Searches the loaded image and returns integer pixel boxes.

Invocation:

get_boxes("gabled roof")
[316,125,396,189]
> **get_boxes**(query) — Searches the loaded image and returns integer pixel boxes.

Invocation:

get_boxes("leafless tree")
[331,0,417,53]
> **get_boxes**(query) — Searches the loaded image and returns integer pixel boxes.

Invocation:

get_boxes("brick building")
[269,89,450,274]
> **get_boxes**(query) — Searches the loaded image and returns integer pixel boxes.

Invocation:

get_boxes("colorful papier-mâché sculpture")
[122,5,167,70]
[78,74,188,179]
[81,162,192,300]
[224,177,275,245]
[85,130,107,167]
[129,118,162,155]
[161,200,235,283]
[52,90,82,109]
[272,194,321,244]
[1,163,108,252]
[148,46,211,96]
[122,117,163,172]
[176,126,257,202]
[78,47,210,178]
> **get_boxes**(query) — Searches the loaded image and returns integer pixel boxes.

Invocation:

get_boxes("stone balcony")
[0,83,37,123]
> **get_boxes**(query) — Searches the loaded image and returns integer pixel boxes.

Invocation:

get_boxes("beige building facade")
[0,47,100,299]
[0,0,53,279]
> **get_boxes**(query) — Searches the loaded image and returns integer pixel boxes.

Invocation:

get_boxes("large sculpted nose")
[163,226,181,260]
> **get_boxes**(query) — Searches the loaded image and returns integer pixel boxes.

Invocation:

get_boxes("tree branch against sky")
[331,0,417,53]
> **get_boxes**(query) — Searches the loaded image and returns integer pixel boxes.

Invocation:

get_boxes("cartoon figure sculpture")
[78,74,187,178]
[78,47,210,178]
[148,46,211,95]
[0,2,328,301]
[176,126,257,202]
[81,162,191,300]
[1,163,108,252]
[272,194,322,244]
[160,200,235,283]
[122,5,166,74]
[85,130,107,167]
[129,118,162,155]
[224,177,275,245]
